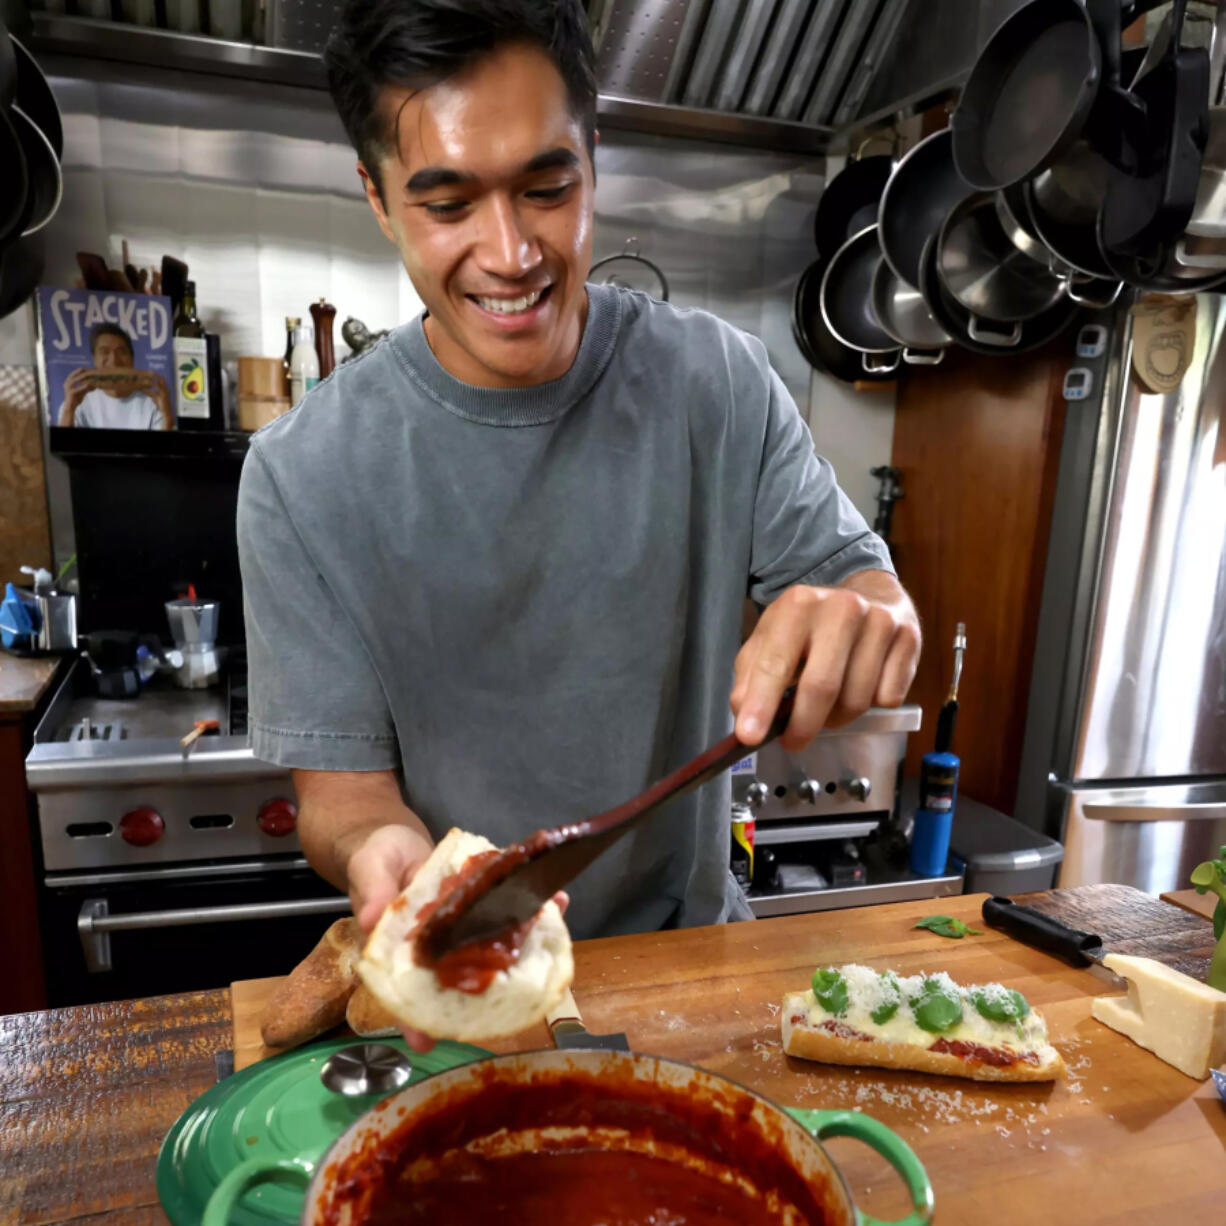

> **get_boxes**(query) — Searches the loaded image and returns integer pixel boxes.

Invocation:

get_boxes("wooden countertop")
[1,884,1221,1226]
[0,652,62,714]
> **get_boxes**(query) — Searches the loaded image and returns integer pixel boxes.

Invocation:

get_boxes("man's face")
[93,333,135,397]
[361,42,595,388]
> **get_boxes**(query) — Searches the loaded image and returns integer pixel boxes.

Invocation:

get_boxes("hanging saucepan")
[814,152,892,257]
[199,1049,936,1226]
[589,237,669,300]
[995,184,1122,310]
[869,257,950,366]
[0,108,28,247]
[9,105,61,236]
[937,192,1069,324]
[11,36,63,159]
[793,254,895,384]
[876,128,967,291]
[951,0,1161,191]
[919,233,1081,356]
[819,225,901,375]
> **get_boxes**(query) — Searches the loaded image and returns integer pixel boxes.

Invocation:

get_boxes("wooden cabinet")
[0,656,65,1014]
[890,342,1068,814]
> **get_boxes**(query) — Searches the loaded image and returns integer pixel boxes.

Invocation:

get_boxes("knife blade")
[981,896,1127,989]
[1211,1068,1226,1103]
[546,987,630,1052]
[419,690,796,958]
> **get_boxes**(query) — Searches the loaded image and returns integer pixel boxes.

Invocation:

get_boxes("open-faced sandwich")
[782,963,1065,1082]
[359,828,574,1043]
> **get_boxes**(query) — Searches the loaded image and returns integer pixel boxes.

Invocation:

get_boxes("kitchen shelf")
[29,13,835,154]
[48,426,251,461]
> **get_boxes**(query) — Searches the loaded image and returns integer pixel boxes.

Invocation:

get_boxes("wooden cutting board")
[232,886,1224,1225]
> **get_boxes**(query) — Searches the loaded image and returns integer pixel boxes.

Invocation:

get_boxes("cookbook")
[36,287,176,431]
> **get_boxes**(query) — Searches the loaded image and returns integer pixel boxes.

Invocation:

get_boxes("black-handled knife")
[981,896,1126,987]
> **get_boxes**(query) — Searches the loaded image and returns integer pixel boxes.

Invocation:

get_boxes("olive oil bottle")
[173,281,222,430]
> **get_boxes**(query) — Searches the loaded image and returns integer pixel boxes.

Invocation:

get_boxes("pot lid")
[156,1036,489,1226]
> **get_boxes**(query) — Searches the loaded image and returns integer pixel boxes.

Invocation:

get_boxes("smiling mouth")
[469,285,552,315]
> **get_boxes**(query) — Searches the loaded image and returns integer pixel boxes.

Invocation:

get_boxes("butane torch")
[910,622,965,878]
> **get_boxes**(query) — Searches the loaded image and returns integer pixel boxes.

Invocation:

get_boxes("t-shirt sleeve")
[237,443,399,771]
[748,361,894,606]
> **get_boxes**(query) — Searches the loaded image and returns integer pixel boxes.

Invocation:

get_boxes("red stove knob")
[119,807,165,847]
[258,798,298,837]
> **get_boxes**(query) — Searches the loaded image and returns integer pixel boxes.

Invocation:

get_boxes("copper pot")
[203,1049,934,1226]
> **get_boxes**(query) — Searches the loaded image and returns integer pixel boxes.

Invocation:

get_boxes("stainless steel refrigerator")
[1015,296,1226,892]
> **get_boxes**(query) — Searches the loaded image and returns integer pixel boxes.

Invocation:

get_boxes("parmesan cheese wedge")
[1090,953,1226,1080]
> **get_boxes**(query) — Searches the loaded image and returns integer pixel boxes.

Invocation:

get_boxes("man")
[58,323,173,429]
[237,0,920,988]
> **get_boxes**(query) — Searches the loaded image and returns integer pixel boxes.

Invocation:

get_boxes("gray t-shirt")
[237,284,892,941]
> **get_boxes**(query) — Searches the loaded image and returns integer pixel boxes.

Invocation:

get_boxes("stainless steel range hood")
[591,0,1031,145]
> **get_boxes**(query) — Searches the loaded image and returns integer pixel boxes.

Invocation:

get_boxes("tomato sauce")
[929,1038,1039,1067]
[320,1067,836,1226]
[364,1146,792,1225]
[408,850,537,994]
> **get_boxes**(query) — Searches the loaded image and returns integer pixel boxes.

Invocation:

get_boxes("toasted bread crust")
[260,918,363,1048]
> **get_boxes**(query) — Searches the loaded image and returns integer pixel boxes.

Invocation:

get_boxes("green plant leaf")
[871,971,902,1025]
[911,979,963,1033]
[1214,899,1225,944]
[914,915,982,939]
[973,987,1030,1022]
[812,968,849,1016]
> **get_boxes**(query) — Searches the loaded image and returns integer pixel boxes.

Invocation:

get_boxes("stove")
[25,652,348,1006]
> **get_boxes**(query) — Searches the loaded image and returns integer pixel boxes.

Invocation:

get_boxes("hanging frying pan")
[870,256,950,365]
[793,255,895,384]
[814,154,892,257]
[0,17,16,109]
[1100,0,1208,267]
[952,0,1158,191]
[877,129,967,291]
[0,109,28,246]
[937,192,1069,323]
[10,104,62,236]
[997,182,1122,309]
[0,232,45,320]
[919,233,1080,357]
[819,226,900,375]
[11,36,63,159]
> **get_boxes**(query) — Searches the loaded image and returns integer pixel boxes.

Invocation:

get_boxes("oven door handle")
[78,896,351,973]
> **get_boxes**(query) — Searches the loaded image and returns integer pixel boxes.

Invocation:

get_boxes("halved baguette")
[781,965,1066,1084]
[359,828,573,1042]
[346,983,400,1038]
[260,917,363,1049]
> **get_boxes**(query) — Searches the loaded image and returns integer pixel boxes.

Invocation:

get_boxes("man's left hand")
[730,570,920,751]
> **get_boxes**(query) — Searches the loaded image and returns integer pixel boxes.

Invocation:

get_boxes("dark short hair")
[90,323,134,357]
[324,0,598,198]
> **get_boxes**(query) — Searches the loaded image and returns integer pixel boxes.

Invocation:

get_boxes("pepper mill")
[310,298,337,380]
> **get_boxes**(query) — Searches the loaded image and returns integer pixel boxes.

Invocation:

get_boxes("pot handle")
[861,350,900,375]
[901,347,945,366]
[1066,279,1124,308]
[785,1107,934,1226]
[966,315,1023,347]
[201,1156,314,1226]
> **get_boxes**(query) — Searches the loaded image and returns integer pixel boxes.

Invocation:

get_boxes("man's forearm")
[292,768,432,893]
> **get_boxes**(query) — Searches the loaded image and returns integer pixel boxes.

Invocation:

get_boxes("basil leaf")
[871,971,902,1025]
[812,968,849,1016]
[910,979,963,1033]
[973,988,1030,1023]
[915,915,981,939]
